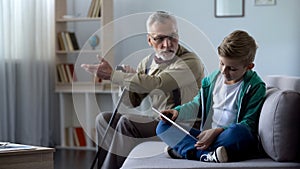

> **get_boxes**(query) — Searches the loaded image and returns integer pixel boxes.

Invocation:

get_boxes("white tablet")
[152,107,198,141]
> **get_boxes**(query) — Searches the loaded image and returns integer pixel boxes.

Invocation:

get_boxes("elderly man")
[81,11,204,169]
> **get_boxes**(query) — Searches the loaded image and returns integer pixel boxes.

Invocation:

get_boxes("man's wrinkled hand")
[120,64,136,73]
[81,57,113,80]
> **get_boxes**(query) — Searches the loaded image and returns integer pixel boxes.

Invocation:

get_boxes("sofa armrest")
[259,76,300,162]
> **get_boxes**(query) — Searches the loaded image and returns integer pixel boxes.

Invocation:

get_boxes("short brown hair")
[218,30,257,65]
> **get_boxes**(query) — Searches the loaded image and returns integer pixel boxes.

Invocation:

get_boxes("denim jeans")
[156,120,258,161]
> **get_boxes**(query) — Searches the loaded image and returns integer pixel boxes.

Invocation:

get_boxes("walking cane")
[90,87,127,169]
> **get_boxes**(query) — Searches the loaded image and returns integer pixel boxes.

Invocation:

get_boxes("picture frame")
[215,0,245,18]
[255,0,276,6]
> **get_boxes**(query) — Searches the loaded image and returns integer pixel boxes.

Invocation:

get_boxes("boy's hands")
[160,109,179,121]
[194,128,224,150]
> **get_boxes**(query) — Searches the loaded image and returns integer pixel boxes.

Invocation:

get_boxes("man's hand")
[160,109,179,121]
[81,57,113,80]
[120,65,136,73]
[194,128,224,150]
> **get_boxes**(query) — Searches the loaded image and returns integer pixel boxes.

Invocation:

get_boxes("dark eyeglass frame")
[148,34,178,44]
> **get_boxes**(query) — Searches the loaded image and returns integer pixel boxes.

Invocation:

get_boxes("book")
[91,0,101,18]
[87,0,97,17]
[0,142,36,152]
[68,64,77,81]
[67,127,74,147]
[56,64,77,83]
[57,64,66,83]
[60,64,68,83]
[65,32,74,51]
[56,65,62,82]
[99,0,102,17]
[57,32,66,51]
[74,127,87,147]
[61,32,69,51]
[64,128,70,146]
[73,128,80,146]
[95,0,102,17]
[65,64,72,82]
[69,32,80,50]
[91,0,98,18]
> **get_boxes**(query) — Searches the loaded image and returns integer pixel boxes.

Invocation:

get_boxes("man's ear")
[247,63,255,70]
[147,35,152,47]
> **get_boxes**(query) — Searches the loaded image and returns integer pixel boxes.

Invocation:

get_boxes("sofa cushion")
[259,87,300,162]
[121,141,300,169]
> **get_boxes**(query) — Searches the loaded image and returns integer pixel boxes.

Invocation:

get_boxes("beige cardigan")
[111,45,204,114]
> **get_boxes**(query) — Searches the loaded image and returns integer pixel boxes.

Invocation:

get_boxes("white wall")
[111,0,300,78]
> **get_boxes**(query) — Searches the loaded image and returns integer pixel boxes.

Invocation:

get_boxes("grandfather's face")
[147,20,179,61]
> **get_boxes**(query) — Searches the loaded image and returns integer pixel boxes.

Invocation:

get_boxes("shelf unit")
[57,89,118,150]
[55,0,115,150]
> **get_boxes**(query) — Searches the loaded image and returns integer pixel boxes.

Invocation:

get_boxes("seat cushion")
[259,87,300,162]
[121,141,300,169]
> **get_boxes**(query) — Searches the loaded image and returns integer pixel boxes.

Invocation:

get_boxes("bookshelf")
[55,0,115,150]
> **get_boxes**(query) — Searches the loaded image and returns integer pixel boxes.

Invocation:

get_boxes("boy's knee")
[227,124,251,136]
[224,124,255,144]
[156,120,170,136]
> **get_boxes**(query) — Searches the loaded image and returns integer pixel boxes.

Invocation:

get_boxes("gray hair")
[146,11,178,33]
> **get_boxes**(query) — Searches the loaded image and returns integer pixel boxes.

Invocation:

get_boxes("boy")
[156,30,266,162]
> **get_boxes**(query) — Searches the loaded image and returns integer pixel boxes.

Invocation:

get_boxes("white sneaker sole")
[216,146,228,163]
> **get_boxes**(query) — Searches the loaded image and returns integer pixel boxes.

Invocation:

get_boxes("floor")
[54,148,97,169]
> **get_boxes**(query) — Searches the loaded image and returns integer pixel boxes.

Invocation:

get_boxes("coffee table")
[0,145,55,169]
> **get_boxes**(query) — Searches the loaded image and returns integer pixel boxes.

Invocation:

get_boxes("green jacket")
[175,70,266,134]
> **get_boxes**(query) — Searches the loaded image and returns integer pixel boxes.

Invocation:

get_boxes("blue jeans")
[156,120,258,161]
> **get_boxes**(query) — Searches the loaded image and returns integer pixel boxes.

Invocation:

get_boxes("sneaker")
[164,146,183,159]
[200,146,228,163]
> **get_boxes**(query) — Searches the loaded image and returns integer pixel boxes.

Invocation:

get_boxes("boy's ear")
[247,63,255,70]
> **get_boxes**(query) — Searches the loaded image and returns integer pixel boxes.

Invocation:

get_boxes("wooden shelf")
[56,17,101,22]
[56,50,100,55]
[55,0,114,150]
[55,82,119,93]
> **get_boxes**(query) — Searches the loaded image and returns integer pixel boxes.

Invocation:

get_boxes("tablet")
[152,107,198,141]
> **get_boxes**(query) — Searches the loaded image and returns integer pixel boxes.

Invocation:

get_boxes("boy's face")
[218,56,254,85]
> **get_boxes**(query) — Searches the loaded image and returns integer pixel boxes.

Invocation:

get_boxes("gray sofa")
[121,75,300,169]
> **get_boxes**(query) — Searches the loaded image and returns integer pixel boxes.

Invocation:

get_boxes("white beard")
[156,52,175,61]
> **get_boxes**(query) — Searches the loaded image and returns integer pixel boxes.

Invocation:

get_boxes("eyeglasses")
[148,34,178,44]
